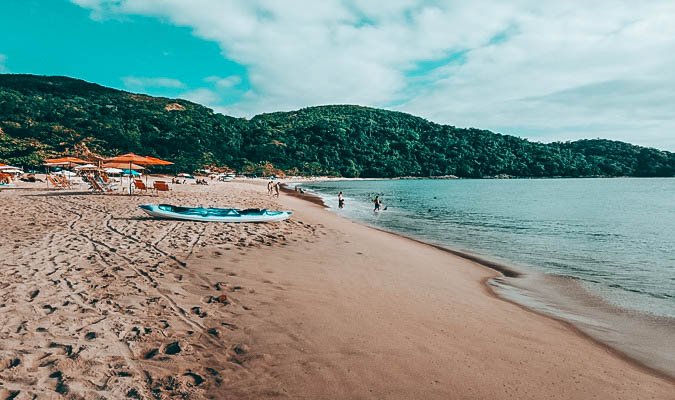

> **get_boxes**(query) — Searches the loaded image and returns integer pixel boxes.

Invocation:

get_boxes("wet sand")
[0,178,672,399]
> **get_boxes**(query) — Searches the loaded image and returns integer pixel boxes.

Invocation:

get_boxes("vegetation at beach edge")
[1,74,673,178]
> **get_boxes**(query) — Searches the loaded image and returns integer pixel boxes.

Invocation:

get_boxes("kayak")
[139,204,292,223]
[0,183,16,189]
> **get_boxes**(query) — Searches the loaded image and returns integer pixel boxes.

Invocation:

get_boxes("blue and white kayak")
[0,183,16,189]
[139,204,292,223]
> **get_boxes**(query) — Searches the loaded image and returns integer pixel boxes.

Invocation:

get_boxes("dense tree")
[1,74,673,178]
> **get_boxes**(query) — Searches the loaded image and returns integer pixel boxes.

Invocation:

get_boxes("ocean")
[299,178,675,375]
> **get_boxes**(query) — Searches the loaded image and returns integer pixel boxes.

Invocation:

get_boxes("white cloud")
[205,75,242,89]
[122,76,186,90]
[0,54,7,73]
[74,0,675,150]
[180,88,220,107]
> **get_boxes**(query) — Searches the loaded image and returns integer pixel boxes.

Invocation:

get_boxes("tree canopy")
[1,74,673,178]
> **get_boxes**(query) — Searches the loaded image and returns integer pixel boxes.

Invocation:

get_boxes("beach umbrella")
[73,164,100,172]
[104,167,124,175]
[105,153,154,194]
[44,157,88,165]
[44,157,87,185]
[0,165,23,182]
[122,169,141,176]
[0,168,23,174]
[74,163,97,169]
[55,170,77,177]
[140,156,174,187]
[143,156,174,166]
[102,162,146,170]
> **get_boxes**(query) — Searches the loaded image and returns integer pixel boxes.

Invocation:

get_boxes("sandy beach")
[0,178,672,399]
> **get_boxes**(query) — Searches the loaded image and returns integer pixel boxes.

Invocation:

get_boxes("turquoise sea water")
[301,178,675,320]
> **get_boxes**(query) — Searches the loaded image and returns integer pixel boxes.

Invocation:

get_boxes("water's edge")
[292,183,675,381]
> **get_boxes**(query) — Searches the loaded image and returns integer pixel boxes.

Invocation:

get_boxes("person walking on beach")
[373,195,382,212]
[273,182,280,198]
[338,191,345,209]
[267,180,274,196]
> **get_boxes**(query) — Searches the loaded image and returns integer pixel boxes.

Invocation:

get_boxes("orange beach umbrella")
[143,156,174,166]
[44,157,88,165]
[104,153,155,194]
[139,156,174,188]
[105,153,153,165]
[102,162,146,170]
[43,156,88,185]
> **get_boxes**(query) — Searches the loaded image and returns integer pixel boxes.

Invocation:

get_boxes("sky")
[1,0,674,150]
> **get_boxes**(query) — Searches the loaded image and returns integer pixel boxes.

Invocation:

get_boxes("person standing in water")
[338,192,345,209]
[373,195,382,212]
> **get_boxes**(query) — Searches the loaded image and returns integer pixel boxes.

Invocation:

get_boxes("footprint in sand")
[144,348,159,359]
[184,371,205,386]
[49,371,69,395]
[2,390,21,400]
[42,304,57,314]
[220,322,237,331]
[28,289,39,301]
[164,341,181,355]
[191,306,207,318]
[48,342,73,357]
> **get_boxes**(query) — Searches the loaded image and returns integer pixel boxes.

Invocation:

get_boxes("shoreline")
[291,181,675,381]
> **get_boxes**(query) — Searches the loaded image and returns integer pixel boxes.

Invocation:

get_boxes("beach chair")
[82,175,104,193]
[47,175,66,189]
[0,173,12,184]
[56,175,71,189]
[154,181,171,193]
[95,176,116,192]
[134,179,153,194]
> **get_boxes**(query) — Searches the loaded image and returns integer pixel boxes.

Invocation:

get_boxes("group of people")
[267,180,281,197]
[266,184,384,212]
[336,191,384,212]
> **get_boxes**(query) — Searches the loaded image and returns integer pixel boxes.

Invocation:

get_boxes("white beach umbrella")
[1,169,24,174]
[104,167,124,175]
[74,163,97,170]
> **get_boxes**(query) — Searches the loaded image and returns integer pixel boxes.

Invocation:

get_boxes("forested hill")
[1,74,673,178]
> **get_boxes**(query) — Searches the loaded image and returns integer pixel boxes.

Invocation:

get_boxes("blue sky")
[1,0,674,150]
[0,0,249,105]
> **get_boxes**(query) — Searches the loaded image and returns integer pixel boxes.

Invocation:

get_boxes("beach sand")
[0,179,672,399]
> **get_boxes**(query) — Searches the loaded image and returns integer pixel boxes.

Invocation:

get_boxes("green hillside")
[1,74,673,178]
